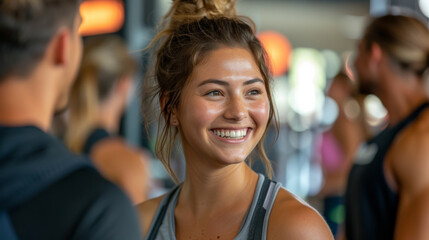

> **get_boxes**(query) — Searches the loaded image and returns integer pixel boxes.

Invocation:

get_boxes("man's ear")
[52,28,71,65]
[159,94,179,126]
[368,43,383,75]
[370,43,382,63]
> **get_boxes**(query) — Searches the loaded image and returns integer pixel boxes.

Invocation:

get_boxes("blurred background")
[69,0,429,237]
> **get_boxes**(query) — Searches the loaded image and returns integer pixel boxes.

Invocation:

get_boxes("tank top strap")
[146,185,181,240]
[368,101,429,166]
[247,176,278,240]
[235,174,281,240]
[390,101,429,136]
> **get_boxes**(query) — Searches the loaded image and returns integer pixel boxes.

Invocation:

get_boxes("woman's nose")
[223,95,247,121]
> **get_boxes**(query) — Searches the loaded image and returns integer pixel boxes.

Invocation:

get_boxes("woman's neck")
[96,96,124,133]
[178,163,258,218]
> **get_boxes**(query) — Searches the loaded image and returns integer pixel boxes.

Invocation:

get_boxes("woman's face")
[174,47,270,167]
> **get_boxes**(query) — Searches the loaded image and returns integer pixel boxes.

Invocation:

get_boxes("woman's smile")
[209,127,253,144]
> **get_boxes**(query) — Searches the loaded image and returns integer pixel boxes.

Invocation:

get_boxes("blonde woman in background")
[138,0,333,239]
[65,35,150,204]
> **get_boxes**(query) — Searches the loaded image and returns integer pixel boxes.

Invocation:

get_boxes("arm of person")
[111,148,151,204]
[91,138,151,204]
[267,188,334,239]
[391,129,429,240]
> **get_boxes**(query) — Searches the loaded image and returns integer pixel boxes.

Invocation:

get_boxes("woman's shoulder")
[137,194,167,236]
[267,188,334,239]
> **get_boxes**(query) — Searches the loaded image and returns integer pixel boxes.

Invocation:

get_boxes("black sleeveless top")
[82,128,110,155]
[345,102,429,240]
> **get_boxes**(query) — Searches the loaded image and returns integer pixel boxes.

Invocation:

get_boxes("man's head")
[354,14,429,95]
[0,0,83,112]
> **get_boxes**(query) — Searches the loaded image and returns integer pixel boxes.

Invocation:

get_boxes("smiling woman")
[137,0,333,239]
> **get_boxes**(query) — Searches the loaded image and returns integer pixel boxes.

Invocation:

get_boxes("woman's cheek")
[250,99,270,125]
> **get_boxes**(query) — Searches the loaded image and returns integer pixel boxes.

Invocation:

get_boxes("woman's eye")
[248,89,261,95]
[206,90,222,96]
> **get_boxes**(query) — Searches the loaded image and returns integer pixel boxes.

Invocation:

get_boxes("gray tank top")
[145,174,282,240]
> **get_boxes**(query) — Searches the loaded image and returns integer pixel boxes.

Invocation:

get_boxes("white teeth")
[230,131,236,138]
[212,129,248,139]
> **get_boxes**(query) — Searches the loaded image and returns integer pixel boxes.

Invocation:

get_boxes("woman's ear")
[170,111,179,126]
[159,93,179,126]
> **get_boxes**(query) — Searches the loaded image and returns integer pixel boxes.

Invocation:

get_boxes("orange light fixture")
[257,31,292,77]
[79,0,125,36]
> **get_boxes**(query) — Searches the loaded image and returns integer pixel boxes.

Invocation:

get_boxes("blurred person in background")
[0,1,142,239]
[137,0,333,239]
[345,14,429,240]
[317,71,369,238]
[64,35,151,204]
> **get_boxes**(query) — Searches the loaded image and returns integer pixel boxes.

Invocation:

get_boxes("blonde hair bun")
[166,0,237,30]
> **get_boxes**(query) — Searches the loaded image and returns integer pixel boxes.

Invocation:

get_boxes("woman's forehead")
[189,48,262,83]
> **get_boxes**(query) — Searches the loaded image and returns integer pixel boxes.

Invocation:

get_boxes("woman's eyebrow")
[244,78,264,86]
[198,78,263,87]
[198,79,229,87]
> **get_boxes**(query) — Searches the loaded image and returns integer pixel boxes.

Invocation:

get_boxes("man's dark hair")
[0,0,81,80]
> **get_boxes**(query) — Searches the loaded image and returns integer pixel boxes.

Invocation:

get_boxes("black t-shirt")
[10,167,142,240]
